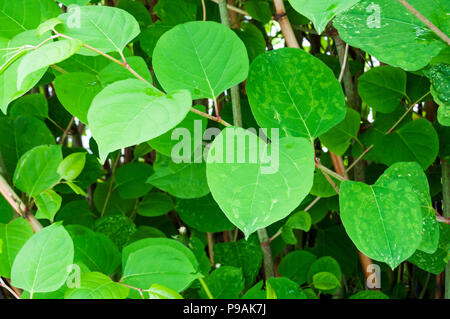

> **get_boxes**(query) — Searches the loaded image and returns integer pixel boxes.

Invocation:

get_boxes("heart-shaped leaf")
[206,127,315,238]
[87,79,192,162]
[152,21,249,100]
[246,48,346,141]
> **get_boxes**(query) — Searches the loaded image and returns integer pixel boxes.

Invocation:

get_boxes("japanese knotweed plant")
[0,0,449,300]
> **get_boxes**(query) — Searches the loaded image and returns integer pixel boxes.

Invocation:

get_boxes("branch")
[397,0,450,46]
[0,175,43,233]
[273,0,300,48]
[209,0,249,16]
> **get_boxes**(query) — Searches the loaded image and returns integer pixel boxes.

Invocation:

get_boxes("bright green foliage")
[358,66,407,113]
[35,189,62,222]
[57,152,86,181]
[145,284,183,299]
[122,238,201,293]
[88,79,192,162]
[153,21,249,100]
[312,272,341,290]
[288,0,360,34]
[334,0,449,71]
[137,192,174,217]
[0,218,33,278]
[349,290,389,299]
[266,277,307,299]
[281,211,312,245]
[11,223,74,295]
[57,5,140,56]
[65,272,129,299]
[13,145,63,197]
[200,266,244,299]
[246,48,346,140]
[206,127,315,237]
[340,176,423,269]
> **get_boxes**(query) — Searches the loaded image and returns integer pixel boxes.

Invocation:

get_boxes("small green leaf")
[349,290,389,299]
[57,152,86,181]
[200,266,244,299]
[11,223,74,295]
[278,250,317,285]
[35,189,62,222]
[37,18,62,36]
[137,192,174,217]
[312,272,341,290]
[146,283,183,299]
[115,162,154,199]
[266,277,307,299]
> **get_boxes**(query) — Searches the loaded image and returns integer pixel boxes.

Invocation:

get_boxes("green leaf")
[376,162,439,254]
[175,194,235,233]
[147,153,210,199]
[319,108,360,156]
[55,200,95,229]
[66,225,121,275]
[94,214,136,250]
[0,31,50,114]
[312,272,341,290]
[115,162,154,199]
[137,192,174,217]
[266,277,307,299]
[0,115,55,176]
[17,39,83,89]
[206,127,315,238]
[358,66,407,113]
[213,236,262,289]
[65,272,128,299]
[309,168,340,198]
[153,21,249,100]
[278,250,317,285]
[288,0,360,34]
[200,266,244,299]
[58,0,91,6]
[281,211,312,245]
[0,218,33,278]
[334,0,449,71]
[355,118,439,169]
[93,183,134,217]
[0,0,60,39]
[35,189,62,222]
[349,290,389,299]
[339,177,423,269]
[122,238,201,294]
[425,63,449,126]
[145,283,183,299]
[13,145,63,197]
[88,79,192,162]
[8,93,48,120]
[246,48,346,140]
[57,6,140,56]
[11,223,74,295]
[244,0,272,24]
[116,0,152,27]
[235,22,266,63]
[57,152,86,181]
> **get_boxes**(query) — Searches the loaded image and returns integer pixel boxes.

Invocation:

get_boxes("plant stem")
[442,160,450,299]
[273,0,300,48]
[206,232,215,266]
[100,153,121,217]
[257,228,275,278]
[209,0,249,16]
[396,0,450,46]
[198,277,214,299]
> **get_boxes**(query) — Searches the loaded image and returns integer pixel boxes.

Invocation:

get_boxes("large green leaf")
[334,0,449,71]
[339,177,423,269]
[0,0,60,39]
[17,39,83,89]
[8,93,48,120]
[0,218,33,278]
[288,0,360,34]
[0,31,49,114]
[153,21,249,100]
[355,118,439,169]
[206,127,315,238]
[65,272,128,299]
[66,225,121,275]
[88,79,192,162]
[358,66,407,113]
[13,145,63,197]
[376,162,439,254]
[246,48,346,141]
[11,223,74,295]
[57,6,140,56]
[122,238,201,294]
